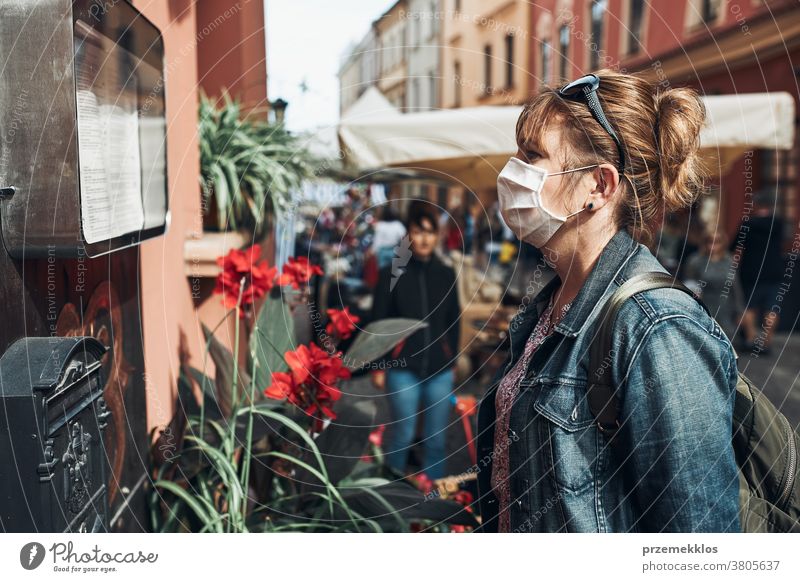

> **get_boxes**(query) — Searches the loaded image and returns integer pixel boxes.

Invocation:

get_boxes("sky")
[266,0,396,134]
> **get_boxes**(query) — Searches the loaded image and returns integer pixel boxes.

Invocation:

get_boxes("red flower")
[277,256,323,289]
[409,472,434,494]
[368,424,385,447]
[361,424,386,462]
[452,489,474,508]
[264,343,351,428]
[325,307,360,340]
[214,244,277,313]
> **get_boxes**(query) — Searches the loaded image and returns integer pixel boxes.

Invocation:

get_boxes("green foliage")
[249,289,296,392]
[149,291,477,532]
[344,318,429,371]
[199,93,314,236]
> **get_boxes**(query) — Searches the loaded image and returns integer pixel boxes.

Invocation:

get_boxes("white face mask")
[496,156,598,248]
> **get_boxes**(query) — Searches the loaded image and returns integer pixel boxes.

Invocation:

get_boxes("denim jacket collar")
[519,229,639,341]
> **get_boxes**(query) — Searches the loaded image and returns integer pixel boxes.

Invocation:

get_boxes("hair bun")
[654,87,706,212]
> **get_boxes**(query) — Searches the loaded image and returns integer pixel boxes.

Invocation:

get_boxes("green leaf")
[343,318,428,371]
[201,323,252,416]
[249,290,296,391]
[154,480,224,533]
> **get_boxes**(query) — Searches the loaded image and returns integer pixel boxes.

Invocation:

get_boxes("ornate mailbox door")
[0,251,149,532]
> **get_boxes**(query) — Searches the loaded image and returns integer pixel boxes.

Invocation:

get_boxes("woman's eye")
[525,151,540,161]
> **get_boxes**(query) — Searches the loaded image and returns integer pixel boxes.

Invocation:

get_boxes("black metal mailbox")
[0,336,110,532]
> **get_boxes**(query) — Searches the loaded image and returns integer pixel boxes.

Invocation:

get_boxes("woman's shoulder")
[614,248,727,343]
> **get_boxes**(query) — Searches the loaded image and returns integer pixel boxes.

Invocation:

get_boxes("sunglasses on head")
[558,74,626,175]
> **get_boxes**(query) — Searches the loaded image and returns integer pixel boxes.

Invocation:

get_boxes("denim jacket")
[475,229,741,533]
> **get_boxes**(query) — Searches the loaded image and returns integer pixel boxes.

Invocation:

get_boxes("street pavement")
[736,332,800,431]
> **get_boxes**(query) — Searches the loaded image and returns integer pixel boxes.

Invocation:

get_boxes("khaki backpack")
[587,272,800,532]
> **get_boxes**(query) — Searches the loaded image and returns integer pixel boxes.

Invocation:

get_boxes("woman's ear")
[592,163,620,203]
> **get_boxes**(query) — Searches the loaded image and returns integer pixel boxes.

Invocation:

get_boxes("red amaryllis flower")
[214,244,277,313]
[325,307,360,340]
[264,343,351,427]
[452,489,474,508]
[360,424,386,462]
[369,424,385,447]
[277,256,323,289]
[409,472,434,494]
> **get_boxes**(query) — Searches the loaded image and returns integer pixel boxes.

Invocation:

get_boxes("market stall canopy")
[338,91,795,192]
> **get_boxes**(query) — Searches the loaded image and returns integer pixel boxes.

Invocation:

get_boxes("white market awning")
[338,91,796,192]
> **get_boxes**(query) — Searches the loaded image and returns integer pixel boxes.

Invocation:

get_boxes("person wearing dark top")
[733,190,785,354]
[370,202,461,479]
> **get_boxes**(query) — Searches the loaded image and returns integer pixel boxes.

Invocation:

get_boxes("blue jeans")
[384,369,454,480]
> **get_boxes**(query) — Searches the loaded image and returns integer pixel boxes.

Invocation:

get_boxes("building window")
[627,0,645,54]
[540,39,552,85]
[559,25,570,81]
[484,44,493,94]
[702,0,720,23]
[429,71,436,109]
[505,34,514,88]
[453,60,461,107]
[429,1,437,40]
[589,0,607,70]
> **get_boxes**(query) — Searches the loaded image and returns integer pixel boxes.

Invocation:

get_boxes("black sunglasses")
[558,74,626,175]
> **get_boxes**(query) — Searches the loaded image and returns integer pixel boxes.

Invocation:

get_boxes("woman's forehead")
[517,122,565,157]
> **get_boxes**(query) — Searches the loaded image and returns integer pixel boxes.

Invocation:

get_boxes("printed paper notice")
[74,22,145,244]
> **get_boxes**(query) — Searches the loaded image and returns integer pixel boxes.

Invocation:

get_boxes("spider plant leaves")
[153,480,224,533]
[198,92,314,236]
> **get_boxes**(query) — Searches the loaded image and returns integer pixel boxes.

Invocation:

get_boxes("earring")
[587,202,594,210]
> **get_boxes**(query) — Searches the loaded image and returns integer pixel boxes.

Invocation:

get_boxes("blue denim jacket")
[475,229,741,532]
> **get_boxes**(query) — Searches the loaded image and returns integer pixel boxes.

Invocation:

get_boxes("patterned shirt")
[490,295,571,532]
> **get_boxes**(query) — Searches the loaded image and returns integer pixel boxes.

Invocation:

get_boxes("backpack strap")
[587,271,709,441]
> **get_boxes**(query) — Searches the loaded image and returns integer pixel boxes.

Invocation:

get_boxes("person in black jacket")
[370,202,461,479]
[733,189,785,354]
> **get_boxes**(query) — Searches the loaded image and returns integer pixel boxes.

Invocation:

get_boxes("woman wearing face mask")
[476,71,740,533]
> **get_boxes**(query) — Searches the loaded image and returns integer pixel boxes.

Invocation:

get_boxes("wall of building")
[132,0,272,435]
[376,0,408,111]
[196,0,269,112]
[440,0,531,108]
[132,0,206,435]
[406,0,442,111]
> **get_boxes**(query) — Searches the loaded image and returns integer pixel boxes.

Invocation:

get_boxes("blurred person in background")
[464,207,475,255]
[371,205,406,270]
[371,201,461,480]
[445,211,466,253]
[654,213,683,274]
[683,231,745,341]
[733,189,785,354]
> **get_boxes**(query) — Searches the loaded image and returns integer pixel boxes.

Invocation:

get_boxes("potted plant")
[149,246,478,532]
[198,93,312,238]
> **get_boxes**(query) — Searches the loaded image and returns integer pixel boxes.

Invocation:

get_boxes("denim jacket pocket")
[533,378,603,494]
